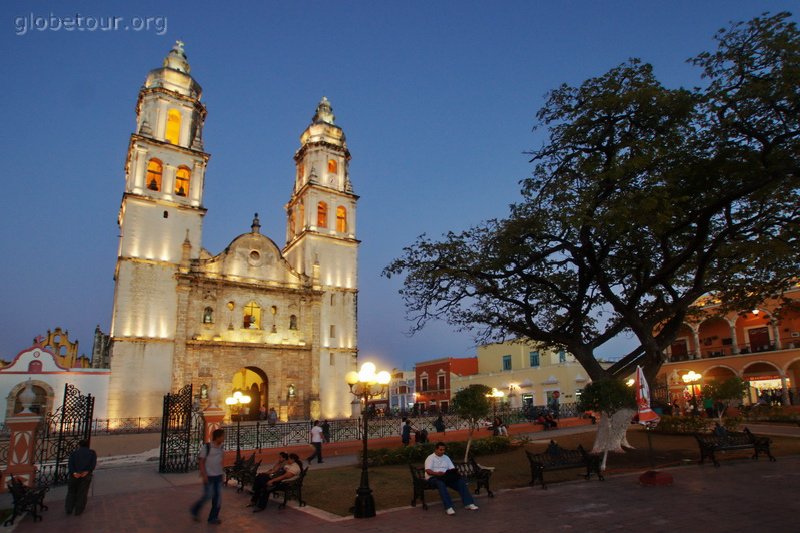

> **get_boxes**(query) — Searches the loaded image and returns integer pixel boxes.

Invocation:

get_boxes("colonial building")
[452,340,591,408]
[657,284,800,407]
[0,343,110,424]
[108,42,358,420]
[388,369,416,413]
[415,357,478,413]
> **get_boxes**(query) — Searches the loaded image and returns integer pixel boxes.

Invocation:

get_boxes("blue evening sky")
[1,1,796,371]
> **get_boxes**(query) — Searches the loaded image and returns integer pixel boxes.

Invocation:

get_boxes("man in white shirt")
[190,429,225,524]
[424,442,479,515]
[307,420,324,464]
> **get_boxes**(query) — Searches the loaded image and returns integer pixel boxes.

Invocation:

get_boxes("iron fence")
[91,417,162,435]
[219,403,579,453]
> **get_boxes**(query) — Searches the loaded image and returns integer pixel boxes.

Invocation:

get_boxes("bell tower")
[108,41,210,418]
[284,97,359,418]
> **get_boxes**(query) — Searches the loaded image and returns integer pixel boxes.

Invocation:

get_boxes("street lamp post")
[682,371,702,416]
[225,390,251,460]
[345,362,391,519]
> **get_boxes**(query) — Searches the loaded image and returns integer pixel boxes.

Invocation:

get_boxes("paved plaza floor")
[3,424,797,532]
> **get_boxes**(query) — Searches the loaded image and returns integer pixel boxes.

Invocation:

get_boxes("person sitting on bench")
[253,454,302,512]
[424,442,479,515]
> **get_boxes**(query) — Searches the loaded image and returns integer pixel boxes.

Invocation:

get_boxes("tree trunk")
[464,427,475,462]
[591,408,635,465]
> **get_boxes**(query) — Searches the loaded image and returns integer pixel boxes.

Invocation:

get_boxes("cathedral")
[107,42,359,421]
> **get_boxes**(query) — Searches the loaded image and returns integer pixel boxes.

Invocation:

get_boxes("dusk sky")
[1,1,797,371]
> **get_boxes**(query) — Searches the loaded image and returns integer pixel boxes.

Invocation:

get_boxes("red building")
[414,357,478,413]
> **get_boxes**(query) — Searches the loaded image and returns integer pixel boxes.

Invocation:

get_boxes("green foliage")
[651,415,709,434]
[723,416,743,432]
[742,405,800,423]
[702,377,748,419]
[577,379,635,414]
[365,436,512,467]
[384,12,800,385]
[451,384,493,429]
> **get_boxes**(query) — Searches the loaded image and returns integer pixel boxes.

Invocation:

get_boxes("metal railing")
[90,417,162,435]
[220,403,579,453]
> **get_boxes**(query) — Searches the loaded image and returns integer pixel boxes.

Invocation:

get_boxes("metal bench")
[694,427,776,467]
[270,466,308,509]
[525,441,603,489]
[224,453,260,492]
[4,477,49,526]
[409,457,494,510]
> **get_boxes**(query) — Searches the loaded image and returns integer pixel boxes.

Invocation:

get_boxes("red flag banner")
[635,366,660,425]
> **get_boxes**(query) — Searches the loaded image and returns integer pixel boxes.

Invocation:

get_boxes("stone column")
[729,321,740,354]
[692,329,701,359]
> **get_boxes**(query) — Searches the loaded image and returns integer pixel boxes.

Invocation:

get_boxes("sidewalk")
[6,423,799,532]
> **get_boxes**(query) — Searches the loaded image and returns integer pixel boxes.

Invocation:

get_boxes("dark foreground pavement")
[7,451,797,533]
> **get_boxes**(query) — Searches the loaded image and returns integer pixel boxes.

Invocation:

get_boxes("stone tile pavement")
[3,423,797,532]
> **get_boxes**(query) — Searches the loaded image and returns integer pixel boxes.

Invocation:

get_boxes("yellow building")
[451,340,593,408]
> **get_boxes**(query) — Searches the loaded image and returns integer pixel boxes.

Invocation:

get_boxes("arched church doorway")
[230,367,268,420]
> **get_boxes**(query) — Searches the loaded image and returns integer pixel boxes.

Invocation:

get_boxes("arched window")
[328,159,338,174]
[317,202,328,228]
[336,206,347,232]
[243,301,261,329]
[289,315,298,330]
[146,159,163,191]
[203,307,214,324]
[175,166,191,197]
[28,361,43,373]
[165,109,181,144]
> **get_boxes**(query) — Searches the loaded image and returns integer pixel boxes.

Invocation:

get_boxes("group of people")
[249,451,304,512]
[190,428,312,524]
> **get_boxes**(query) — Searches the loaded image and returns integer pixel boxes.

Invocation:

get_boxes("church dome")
[144,41,202,99]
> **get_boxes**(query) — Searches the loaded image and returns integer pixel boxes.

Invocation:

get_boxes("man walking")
[307,420,324,464]
[190,429,225,525]
[65,439,97,516]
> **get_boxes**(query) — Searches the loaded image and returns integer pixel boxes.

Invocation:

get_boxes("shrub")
[652,415,709,434]
[365,436,512,466]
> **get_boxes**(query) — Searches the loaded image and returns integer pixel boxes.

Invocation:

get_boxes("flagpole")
[636,366,673,486]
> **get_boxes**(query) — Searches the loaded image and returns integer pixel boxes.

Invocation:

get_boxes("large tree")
[385,13,799,390]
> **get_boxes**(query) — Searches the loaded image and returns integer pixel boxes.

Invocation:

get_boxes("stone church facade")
[108,43,358,421]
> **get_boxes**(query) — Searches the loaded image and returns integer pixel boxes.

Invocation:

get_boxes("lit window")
[243,301,261,329]
[336,206,347,232]
[317,202,328,227]
[146,159,163,191]
[502,355,512,371]
[165,109,181,144]
[175,166,191,196]
[529,351,540,367]
[328,159,337,173]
